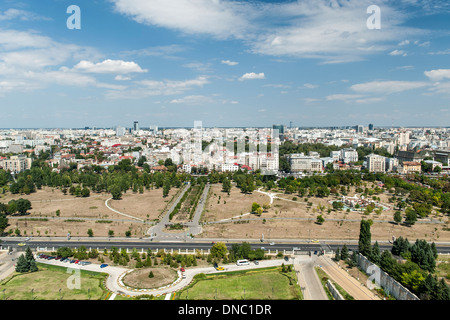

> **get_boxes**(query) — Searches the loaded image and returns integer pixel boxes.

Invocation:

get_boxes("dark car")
[100,264,108,268]
[70,259,76,263]
[284,256,289,261]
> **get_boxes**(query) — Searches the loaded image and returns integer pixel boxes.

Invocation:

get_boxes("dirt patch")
[122,267,178,289]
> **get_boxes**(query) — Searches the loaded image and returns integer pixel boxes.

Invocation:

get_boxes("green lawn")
[176,267,302,300]
[0,263,109,300]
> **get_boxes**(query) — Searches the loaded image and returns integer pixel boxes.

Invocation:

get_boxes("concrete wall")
[326,280,344,300]
[358,253,419,300]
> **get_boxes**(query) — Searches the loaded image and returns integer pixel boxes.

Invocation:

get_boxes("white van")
[236,259,250,266]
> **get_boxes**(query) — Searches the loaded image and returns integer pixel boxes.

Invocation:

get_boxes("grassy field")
[0,263,109,300]
[176,267,302,300]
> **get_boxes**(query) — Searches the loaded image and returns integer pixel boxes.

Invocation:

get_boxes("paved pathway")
[317,255,380,300]
[146,184,210,241]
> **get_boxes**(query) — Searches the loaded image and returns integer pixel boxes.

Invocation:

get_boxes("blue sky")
[1,0,450,128]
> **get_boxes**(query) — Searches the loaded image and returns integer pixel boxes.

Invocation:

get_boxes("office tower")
[368,123,374,131]
[272,124,285,141]
[133,121,140,132]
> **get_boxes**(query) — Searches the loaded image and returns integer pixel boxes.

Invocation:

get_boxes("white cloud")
[221,60,238,66]
[303,83,318,89]
[239,72,265,81]
[389,50,407,56]
[73,59,147,74]
[350,80,430,94]
[326,94,364,101]
[111,0,426,63]
[424,69,450,81]
[115,75,131,81]
[170,95,213,105]
[0,8,50,21]
[111,0,252,40]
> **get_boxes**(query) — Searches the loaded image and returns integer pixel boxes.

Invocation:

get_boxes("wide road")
[2,237,450,254]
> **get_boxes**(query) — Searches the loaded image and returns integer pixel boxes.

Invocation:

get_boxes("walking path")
[317,255,380,300]
[146,184,210,241]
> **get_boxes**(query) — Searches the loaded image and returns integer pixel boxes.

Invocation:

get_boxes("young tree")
[358,219,372,257]
[370,241,381,265]
[394,211,402,224]
[341,244,349,261]
[316,214,325,225]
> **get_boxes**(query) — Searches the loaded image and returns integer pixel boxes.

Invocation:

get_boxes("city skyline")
[1,0,450,128]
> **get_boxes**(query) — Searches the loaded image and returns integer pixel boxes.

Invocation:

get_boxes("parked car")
[70,259,76,263]
[100,264,108,268]
[284,256,289,261]
[74,260,80,264]
[254,260,259,265]
[80,261,91,266]
[180,267,185,272]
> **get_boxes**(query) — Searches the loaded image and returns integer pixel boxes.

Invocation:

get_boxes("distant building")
[273,124,285,141]
[0,155,32,173]
[133,121,140,132]
[434,150,450,166]
[402,161,422,174]
[368,123,374,131]
[366,153,386,172]
[288,153,322,172]
[116,126,126,137]
[340,148,359,164]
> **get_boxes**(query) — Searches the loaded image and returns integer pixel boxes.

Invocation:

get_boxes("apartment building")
[402,161,422,174]
[366,153,386,172]
[340,148,359,163]
[0,155,32,173]
[288,153,322,172]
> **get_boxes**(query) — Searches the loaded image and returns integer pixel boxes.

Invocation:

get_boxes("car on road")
[284,256,289,261]
[311,239,319,243]
[261,247,266,251]
[254,260,259,265]
[74,260,80,264]
[17,243,26,246]
[215,266,224,271]
[269,242,275,245]
[70,259,76,263]
[79,261,91,266]
[180,267,185,272]
[100,264,108,268]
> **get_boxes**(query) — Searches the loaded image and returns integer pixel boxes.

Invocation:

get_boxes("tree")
[394,211,402,224]
[87,229,94,237]
[81,187,90,197]
[405,207,417,226]
[110,185,122,200]
[358,219,372,257]
[210,242,228,259]
[370,241,381,265]
[222,178,231,194]
[251,202,260,213]
[341,244,349,261]
[15,254,29,273]
[334,247,341,261]
[316,214,325,225]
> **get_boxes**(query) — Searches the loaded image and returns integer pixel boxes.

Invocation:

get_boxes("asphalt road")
[2,237,450,254]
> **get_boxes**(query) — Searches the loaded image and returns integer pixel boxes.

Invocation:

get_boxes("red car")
[180,267,185,272]
[75,260,80,264]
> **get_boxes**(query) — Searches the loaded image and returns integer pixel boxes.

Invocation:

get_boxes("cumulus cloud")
[424,69,450,81]
[351,80,430,94]
[221,60,238,66]
[73,59,147,74]
[239,72,265,81]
